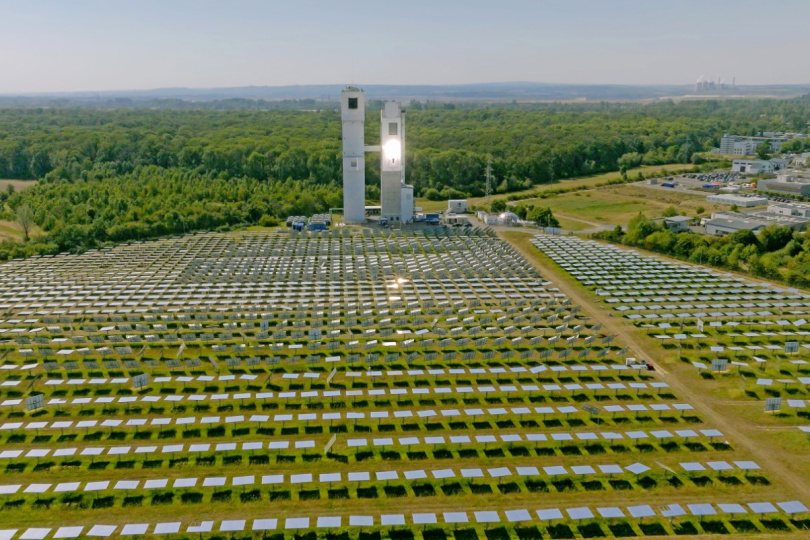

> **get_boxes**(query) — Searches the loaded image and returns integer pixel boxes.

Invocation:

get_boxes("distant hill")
[3,82,810,108]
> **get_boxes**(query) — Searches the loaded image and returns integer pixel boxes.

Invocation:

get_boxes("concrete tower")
[380,101,413,223]
[340,87,366,224]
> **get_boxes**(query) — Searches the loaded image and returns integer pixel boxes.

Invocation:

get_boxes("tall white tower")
[340,87,366,224]
[380,101,407,222]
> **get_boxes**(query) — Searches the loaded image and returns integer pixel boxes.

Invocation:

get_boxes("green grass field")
[518,184,725,227]
[416,163,695,213]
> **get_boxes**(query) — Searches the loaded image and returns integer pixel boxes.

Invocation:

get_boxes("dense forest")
[0,97,808,257]
[594,215,810,288]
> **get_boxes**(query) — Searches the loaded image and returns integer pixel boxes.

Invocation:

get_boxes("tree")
[662,206,678,217]
[780,139,804,153]
[695,206,705,216]
[673,233,705,257]
[645,230,676,252]
[755,142,772,160]
[423,188,442,201]
[617,152,643,170]
[624,213,658,245]
[529,207,559,228]
[758,225,794,252]
[15,205,34,242]
[490,199,507,213]
[729,228,760,249]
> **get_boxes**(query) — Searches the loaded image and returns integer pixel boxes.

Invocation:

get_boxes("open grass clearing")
[416,164,694,213]
[0,179,37,192]
[517,184,727,227]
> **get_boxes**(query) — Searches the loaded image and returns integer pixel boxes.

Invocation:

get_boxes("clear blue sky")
[1,0,808,93]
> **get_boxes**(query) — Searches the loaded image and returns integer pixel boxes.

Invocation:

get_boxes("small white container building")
[448,199,468,214]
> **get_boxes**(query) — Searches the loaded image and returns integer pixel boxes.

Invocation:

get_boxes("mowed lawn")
[554,216,589,231]
[415,163,694,213]
[522,184,728,226]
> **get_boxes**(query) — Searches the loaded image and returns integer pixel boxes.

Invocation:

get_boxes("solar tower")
[340,87,414,225]
[340,87,367,224]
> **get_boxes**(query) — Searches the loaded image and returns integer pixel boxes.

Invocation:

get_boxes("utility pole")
[485,156,493,199]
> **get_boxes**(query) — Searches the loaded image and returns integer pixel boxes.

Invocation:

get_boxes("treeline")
[0,97,335,111]
[780,138,810,153]
[594,215,810,287]
[2,98,809,199]
[0,98,808,259]
[0,166,341,259]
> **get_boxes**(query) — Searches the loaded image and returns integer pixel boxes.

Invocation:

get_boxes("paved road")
[501,230,810,504]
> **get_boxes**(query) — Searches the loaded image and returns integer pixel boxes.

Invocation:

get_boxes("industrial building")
[706,194,769,207]
[757,170,810,197]
[340,87,415,224]
[768,202,810,219]
[731,159,789,175]
[657,216,693,232]
[704,202,810,236]
[792,152,810,167]
[720,133,806,156]
[442,213,469,226]
[695,75,734,93]
[448,199,468,214]
[705,214,768,236]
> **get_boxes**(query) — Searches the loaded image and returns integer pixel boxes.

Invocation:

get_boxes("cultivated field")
[0,228,807,539]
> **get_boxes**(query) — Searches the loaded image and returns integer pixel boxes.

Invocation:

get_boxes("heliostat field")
[0,228,807,539]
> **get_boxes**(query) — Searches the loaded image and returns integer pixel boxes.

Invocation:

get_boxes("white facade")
[340,88,367,224]
[720,134,800,156]
[448,199,468,213]
[400,184,414,223]
[476,211,499,225]
[768,202,810,218]
[706,194,769,207]
[731,140,759,156]
[705,216,766,236]
[339,88,414,225]
[732,159,773,175]
[379,101,414,222]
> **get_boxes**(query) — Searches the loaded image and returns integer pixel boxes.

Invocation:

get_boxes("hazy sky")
[1,0,808,93]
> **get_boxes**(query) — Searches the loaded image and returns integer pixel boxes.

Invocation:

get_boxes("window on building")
[348,97,358,109]
[350,159,358,169]
[389,122,398,136]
